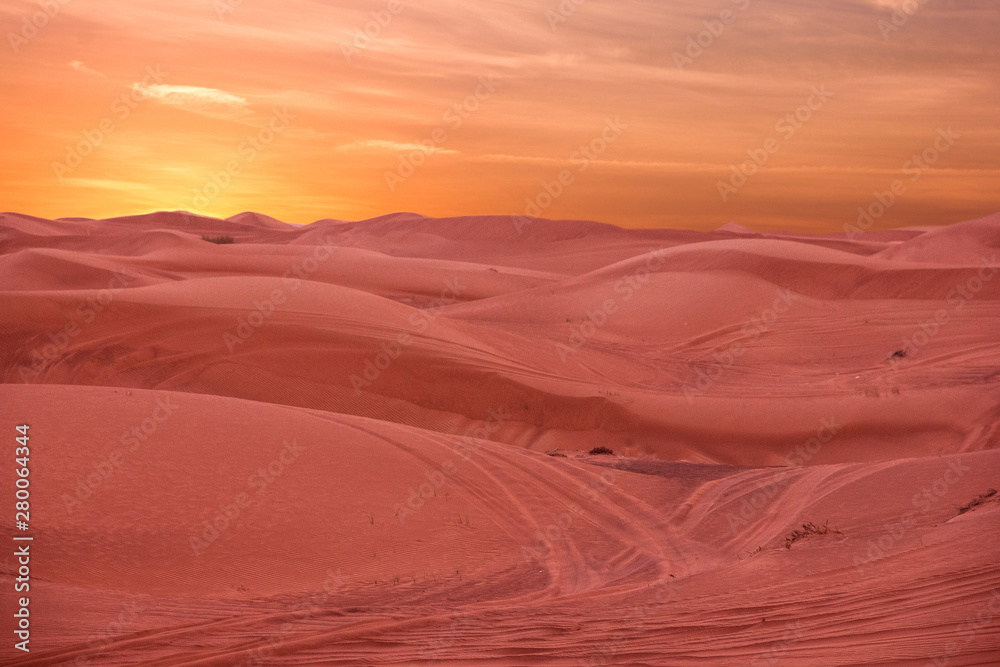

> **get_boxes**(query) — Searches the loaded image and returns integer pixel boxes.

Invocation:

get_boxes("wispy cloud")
[59,178,154,192]
[69,61,105,77]
[341,139,459,155]
[131,83,250,120]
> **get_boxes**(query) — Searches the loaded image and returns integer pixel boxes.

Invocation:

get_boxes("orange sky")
[1,0,998,231]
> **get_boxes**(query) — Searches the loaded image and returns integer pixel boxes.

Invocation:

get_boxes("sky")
[1,0,998,231]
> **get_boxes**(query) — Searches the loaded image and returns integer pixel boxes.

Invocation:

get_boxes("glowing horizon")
[1,0,997,231]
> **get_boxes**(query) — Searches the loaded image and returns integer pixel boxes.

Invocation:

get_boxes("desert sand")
[1,210,999,665]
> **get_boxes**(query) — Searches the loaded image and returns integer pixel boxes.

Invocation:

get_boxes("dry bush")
[784,520,840,549]
[957,488,997,515]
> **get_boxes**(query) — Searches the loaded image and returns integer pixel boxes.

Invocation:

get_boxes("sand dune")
[1,211,998,664]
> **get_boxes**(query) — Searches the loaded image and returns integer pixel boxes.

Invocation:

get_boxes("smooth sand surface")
[1,211,998,665]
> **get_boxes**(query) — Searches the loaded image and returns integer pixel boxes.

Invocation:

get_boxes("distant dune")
[1,211,999,665]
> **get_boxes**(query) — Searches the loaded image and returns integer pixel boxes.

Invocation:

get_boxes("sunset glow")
[2,0,998,230]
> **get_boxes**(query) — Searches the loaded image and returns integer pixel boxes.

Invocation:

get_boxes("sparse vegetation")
[546,449,567,457]
[957,488,997,515]
[784,520,839,549]
[889,349,906,360]
[202,234,235,244]
[589,446,614,456]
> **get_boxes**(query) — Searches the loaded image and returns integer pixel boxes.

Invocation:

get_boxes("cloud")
[69,61,105,77]
[473,153,721,171]
[59,178,154,192]
[341,139,459,155]
[131,83,250,120]
[868,0,920,9]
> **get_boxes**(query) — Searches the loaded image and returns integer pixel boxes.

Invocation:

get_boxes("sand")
[1,210,998,665]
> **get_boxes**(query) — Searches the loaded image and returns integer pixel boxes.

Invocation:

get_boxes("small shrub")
[957,488,997,515]
[589,446,614,456]
[784,520,839,549]
[202,235,235,244]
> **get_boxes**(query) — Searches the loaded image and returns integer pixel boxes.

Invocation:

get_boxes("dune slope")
[1,211,998,665]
